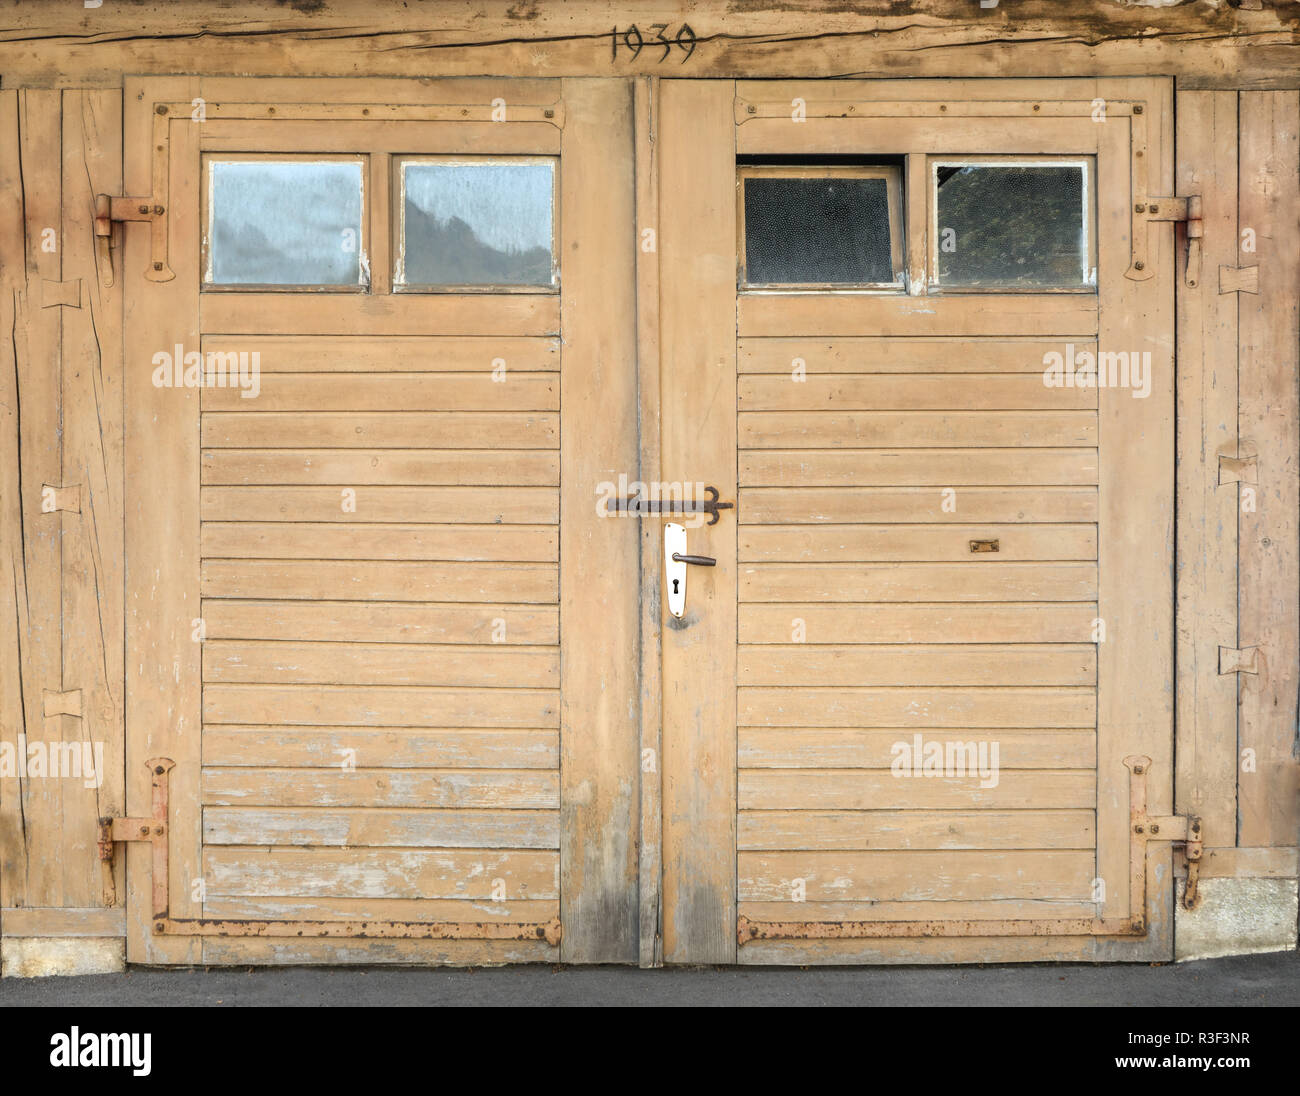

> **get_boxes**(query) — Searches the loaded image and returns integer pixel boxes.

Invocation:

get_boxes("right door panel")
[657,78,1175,964]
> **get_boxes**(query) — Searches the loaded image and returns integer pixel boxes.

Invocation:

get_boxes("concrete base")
[1,937,126,978]
[1175,877,1299,961]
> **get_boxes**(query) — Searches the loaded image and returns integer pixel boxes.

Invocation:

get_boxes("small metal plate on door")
[665,523,687,618]
[969,539,1000,553]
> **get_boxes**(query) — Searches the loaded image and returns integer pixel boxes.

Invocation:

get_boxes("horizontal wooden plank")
[201,448,560,486]
[200,335,559,373]
[199,118,562,156]
[738,645,1096,687]
[202,767,560,808]
[201,486,558,524]
[200,561,557,602]
[196,484,557,525]
[739,899,1100,921]
[203,372,559,412]
[203,601,559,644]
[201,412,559,449]
[739,770,1096,810]
[740,487,1097,523]
[203,642,559,688]
[738,338,1091,374]
[739,411,1096,448]
[0,907,128,938]
[739,448,1098,487]
[203,807,560,848]
[200,896,559,923]
[739,603,1098,643]
[201,292,560,336]
[740,728,1095,768]
[198,937,554,965]
[738,809,1096,850]
[201,523,558,561]
[739,524,1097,562]
[738,294,1098,338]
[202,847,559,899]
[202,726,558,769]
[736,116,1102,159]
[738,688,1097,728]
[739,562,1097,603]
[203,685,559,728]
[739,374,1095,411]
[739,849,1095,902]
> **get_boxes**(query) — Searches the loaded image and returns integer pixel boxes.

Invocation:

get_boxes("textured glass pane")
[743,175,894,285]
[208,160,364,286]
[401,161,555,287]
[935,164,1088,288]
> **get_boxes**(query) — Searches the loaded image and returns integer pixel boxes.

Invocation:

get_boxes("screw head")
[154,764,165,775]
[1134,824,1145,834]
[139,826,149,837]
[1133,104,1144,114]
[1134,262,1145,272]
[155,104,168,115]
[153,922,165,934]
[746,104,756,114]
[1135,203,1146,213]
[153,262,164,271]
[1150,824,1160,834]
[1149,204,1160,214]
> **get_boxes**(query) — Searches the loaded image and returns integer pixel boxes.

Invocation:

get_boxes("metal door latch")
[665,522,715,618]
[610,484,734,525]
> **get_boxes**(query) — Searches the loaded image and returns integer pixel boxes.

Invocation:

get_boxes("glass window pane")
[207,160,365,287]
[934,163,1090,288]
[742,174,896,286]
[399,160,555,288]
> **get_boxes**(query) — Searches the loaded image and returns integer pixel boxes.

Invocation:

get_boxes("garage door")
[655,78,1176,964]
[122,77,640,964]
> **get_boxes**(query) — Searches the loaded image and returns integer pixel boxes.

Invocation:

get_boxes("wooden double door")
[123,76,1175,965]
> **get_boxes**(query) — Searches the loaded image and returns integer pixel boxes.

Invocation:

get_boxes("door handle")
[665,523,715,618]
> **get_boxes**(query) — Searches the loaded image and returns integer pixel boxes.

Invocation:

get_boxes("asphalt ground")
[2,946,1296,1006]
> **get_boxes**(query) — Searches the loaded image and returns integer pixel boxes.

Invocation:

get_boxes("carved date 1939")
[612,24,698,63]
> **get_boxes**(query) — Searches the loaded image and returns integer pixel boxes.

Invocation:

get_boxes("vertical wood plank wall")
[1,80,1297,961]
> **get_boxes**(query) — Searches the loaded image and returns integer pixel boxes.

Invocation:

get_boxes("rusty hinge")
[1131,195,1202,288]
[94,194,172,288]
[739,758,1206,944]
[99,758,562,946]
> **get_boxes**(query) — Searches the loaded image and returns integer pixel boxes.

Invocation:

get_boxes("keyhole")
[672,578,680,594]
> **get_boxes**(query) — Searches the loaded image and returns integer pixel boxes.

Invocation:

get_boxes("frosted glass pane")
[743,175,894,285]
[400,161,555,287]
[935,164,1089,288]
[208,160,364,286]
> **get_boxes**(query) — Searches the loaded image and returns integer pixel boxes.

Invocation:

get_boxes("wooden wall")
[1,89,127,947]
[0,0,1297,961]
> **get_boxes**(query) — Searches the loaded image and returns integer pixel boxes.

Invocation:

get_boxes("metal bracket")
[94,103,175,286]
[609,484,734,525]
[1128,192,1202,287]
[738,757,1203,944]
[98,758,562,947]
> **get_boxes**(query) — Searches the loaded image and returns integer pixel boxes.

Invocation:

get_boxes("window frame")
[927,155,1098,294]
[200,153,371,293]
[391,154,561,295]
[736,164,905,293]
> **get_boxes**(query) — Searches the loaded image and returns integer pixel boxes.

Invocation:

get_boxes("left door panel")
[122,77,640,965]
